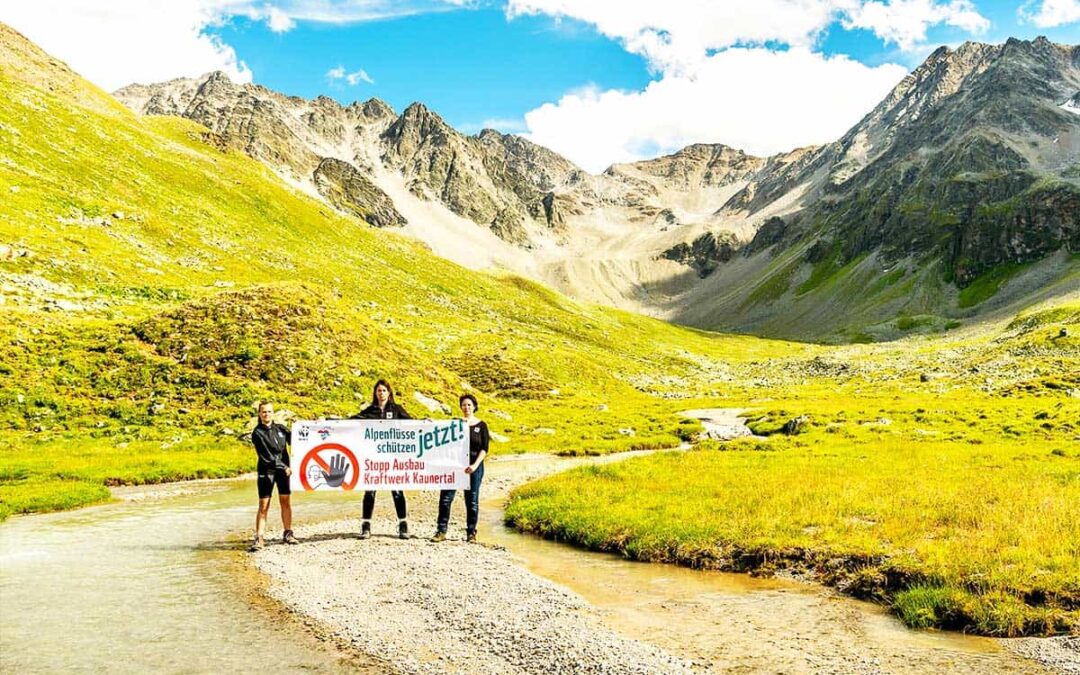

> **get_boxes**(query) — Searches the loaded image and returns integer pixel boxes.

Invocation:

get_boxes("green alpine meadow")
[1,19,1078,641]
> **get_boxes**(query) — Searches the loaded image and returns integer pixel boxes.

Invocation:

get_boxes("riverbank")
[248,449,1068,674]
[505,399,1080,637]
[250,454,692,675]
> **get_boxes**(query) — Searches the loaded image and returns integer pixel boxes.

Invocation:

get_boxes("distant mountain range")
[98,37,1080,340]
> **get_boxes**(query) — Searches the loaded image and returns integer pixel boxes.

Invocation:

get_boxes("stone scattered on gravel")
[253,518,691,675]
[1001,636,1080,674]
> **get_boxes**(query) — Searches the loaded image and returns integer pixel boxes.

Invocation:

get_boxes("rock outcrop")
[113,36,1080,339]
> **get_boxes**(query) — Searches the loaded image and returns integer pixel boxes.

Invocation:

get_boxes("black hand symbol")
[321,454,348,488]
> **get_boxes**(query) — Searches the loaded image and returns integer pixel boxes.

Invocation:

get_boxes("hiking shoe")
[398,521,409,539]
[359,522,371,540]
[248,537,265,552]
[430,531,447,543]
[282,530,299,545]
[466,532,477,544]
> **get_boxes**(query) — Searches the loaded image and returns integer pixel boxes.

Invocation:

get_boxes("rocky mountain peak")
[350,97,395,120]
[312,94,341,110]
[203,70,233,84]
[386,102,453,143]
[611,142,766,191]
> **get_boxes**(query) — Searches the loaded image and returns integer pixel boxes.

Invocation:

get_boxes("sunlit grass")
[3,50,1080,637]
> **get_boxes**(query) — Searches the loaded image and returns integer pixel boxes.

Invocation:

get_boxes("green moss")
[743,260,799,306]
[958,263,1029,308]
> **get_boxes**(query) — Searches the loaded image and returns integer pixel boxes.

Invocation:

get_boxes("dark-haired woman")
[431,394,489,543]
[352,379,412,539]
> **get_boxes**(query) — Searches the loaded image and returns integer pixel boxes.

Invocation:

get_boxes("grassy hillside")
[507,303,1080,636]
[2,25,1078,636]
[0,28,800,519]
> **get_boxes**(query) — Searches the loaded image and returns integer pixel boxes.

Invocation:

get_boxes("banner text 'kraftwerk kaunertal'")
[289,419,470,492]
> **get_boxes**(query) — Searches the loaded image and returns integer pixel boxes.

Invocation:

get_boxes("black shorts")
[257,469,291,498]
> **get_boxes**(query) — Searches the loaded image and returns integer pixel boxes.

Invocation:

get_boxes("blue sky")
[201,1,1079,133]
[210,8,652,133]
[3,1,1078,170]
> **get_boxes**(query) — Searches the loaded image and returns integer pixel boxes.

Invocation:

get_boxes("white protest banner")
[290,419,470,492]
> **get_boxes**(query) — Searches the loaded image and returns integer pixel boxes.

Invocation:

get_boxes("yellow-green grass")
[506,358,1080,637]
[0,55,798,517]
[3,30,1080,638]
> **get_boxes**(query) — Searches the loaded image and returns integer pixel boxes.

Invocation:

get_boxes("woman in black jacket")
[352,379,412,539]
[431,394,489,543]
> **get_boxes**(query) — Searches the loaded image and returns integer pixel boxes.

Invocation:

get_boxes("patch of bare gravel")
[253,517,692,675]
[1001,636,1080,674]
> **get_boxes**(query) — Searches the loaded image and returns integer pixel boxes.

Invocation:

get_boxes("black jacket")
[252,422,290,472]
[468,420,489,462]
[352,402,412,420]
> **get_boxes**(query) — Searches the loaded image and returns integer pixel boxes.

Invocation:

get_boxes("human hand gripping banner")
[290,419,470,492]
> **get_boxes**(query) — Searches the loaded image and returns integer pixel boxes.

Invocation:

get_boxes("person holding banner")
[250,401,299,551]
[352,379,413,539]
[431,394,489,543]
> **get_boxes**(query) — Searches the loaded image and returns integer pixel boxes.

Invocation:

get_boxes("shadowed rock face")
[801,38,1080,285]
[313,158,406,228]
[115,74,772,249]
[661,232,739,278]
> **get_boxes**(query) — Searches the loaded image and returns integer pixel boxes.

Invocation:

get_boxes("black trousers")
[363,490,407,519]
[436,462,484,534]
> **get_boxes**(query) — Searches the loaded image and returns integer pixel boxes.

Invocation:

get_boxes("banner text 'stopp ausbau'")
[290,419,470,492]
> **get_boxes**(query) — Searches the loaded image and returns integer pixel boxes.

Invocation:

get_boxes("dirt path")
[249,411,1069,674]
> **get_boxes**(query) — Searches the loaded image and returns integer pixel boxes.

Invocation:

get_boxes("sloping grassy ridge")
[0,43,794,518]
[2,27,1078,636]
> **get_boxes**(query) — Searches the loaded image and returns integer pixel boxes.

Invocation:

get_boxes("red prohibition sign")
[299,443,360,491]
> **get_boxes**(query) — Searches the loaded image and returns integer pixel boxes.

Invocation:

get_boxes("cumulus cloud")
[265,6,296,32]
[522,48,907,172]
[507,0,989,73]
[508,0,842,75]
[0,1,465,91]
[843,0,989,50]
[1019,0,1080,27]
[326,64,375,86]
[0,1,254,90]
[508,0,986,171]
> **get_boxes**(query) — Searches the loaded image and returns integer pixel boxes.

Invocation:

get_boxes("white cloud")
[508,0,845,75]
[265,6,296,32]
[507,0,987,172]
[1020,0,1080,27]
[0,1,466,91]
[243,0,472,26]
[347,69,375,85]
[326,64,375,86]
[0,1,254,90]
[522,48,907,172]
[507,1,991,71]
[843,0,989,50]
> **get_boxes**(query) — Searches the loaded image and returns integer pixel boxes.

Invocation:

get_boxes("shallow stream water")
[0,454,1039,673]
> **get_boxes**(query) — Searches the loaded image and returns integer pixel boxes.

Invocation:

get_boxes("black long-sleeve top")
[352,402,413,420]
[252,422,290,473]
[468,420,489,463]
